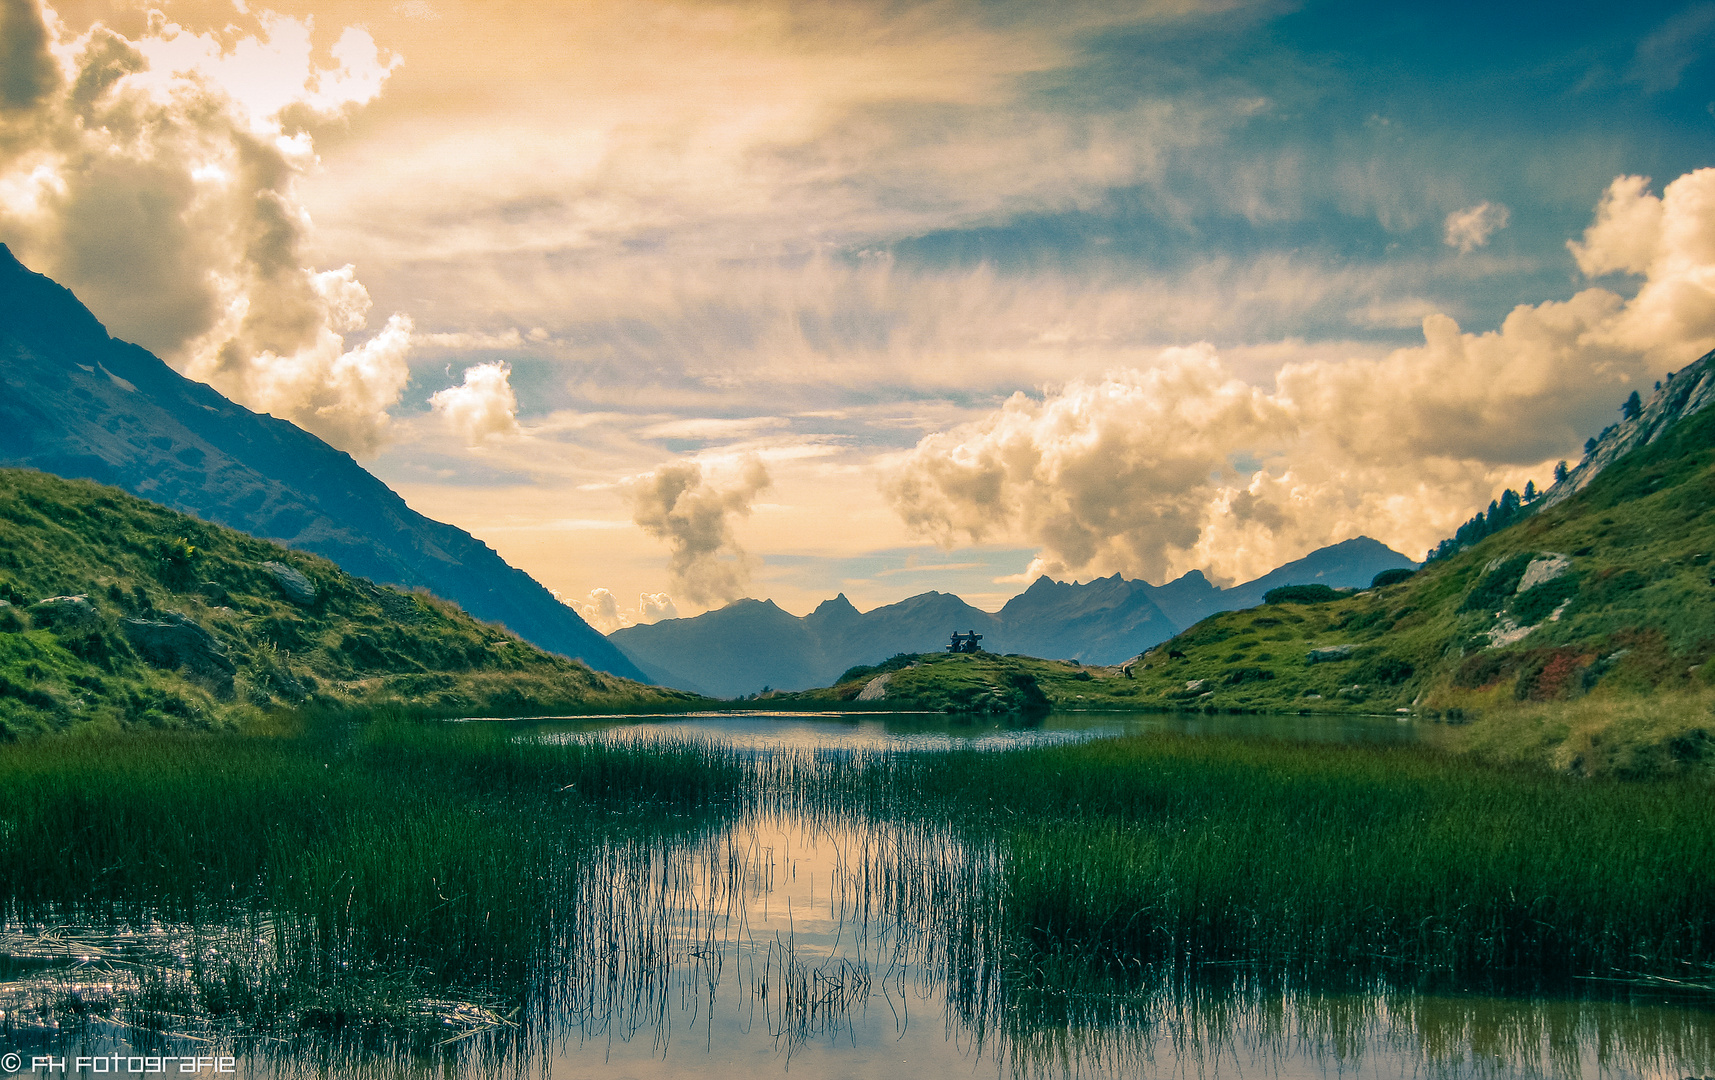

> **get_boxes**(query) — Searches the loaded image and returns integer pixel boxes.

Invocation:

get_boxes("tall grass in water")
[0,713,751,1033]
[772,734,1715,987]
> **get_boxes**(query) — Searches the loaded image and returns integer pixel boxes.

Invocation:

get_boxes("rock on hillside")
[0,245,645,681]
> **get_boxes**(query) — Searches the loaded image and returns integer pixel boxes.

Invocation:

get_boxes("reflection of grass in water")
[0,713,750,1048]
[2,720,1713,1076]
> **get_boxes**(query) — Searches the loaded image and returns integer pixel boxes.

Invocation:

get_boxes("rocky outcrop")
[26,595,100,633]
[1517,554,1571,593]
[1542,348,1715,509]
[263,562,317,605]
[856,672,892,701]
[122,612,235,678]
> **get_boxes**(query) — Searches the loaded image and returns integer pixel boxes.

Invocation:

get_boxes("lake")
[1,712,1709,1079]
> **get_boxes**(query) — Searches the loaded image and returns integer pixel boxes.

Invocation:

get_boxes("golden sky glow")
[4,0,1713,629]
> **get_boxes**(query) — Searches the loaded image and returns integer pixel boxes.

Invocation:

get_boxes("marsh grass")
[1,717,1712,1075]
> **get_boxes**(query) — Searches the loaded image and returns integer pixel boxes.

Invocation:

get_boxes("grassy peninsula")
[0,468,702,736]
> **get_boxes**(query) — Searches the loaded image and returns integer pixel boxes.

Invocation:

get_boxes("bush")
[1459,552,1536,614]
[1357,655,1415,685]
[1264,584,1342,605]
[1370,568,1416,588]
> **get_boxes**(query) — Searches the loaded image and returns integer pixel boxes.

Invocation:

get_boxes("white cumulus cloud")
[0,2,410,455]
[430,361,521,444]
[886,169,1715,585]
[570,587,679,634]
[626,457,772,606]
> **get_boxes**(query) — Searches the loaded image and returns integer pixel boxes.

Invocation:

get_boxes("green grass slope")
[1114,402,1715,775]
[0,469,702,735]
[779,649,1143,714]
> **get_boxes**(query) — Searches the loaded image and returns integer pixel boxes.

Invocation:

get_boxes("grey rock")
[196,580,230,605]
[27,595,101,633]
[122,612,236,677]
[1306,644,1357,664]
[1184,678,1207,692]
[856,672,892,701]
[262,561,317,605]
[1517,554,1571,593]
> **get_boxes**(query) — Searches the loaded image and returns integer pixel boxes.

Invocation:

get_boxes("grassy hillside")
[1102,402,1715,775]
[0,469,702,735]
[785,404,1715,777]
[779,649,1155,715]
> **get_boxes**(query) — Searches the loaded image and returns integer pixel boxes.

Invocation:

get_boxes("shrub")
[1264,584,1342,605]
[1511,573,1580,625]
[1370,568,1416,588]
[1459,552,1536,614]
[1357,656,1415,685]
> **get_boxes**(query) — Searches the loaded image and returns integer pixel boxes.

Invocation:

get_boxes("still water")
[513,707,1426,753]
[2,713,1709,1079]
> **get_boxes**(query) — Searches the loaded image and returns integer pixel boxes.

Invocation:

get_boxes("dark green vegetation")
[0,469,701,735]
[0,715,745,1039]
[1,719,1710,1058]
[844,734,1715,989]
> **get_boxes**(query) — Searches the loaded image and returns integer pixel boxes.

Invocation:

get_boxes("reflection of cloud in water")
[541,809,1713,1079]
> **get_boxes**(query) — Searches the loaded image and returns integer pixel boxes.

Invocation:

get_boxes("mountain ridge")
[612,536,1416,697]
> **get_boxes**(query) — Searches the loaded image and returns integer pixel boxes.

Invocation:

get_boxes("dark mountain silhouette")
[612,537,1417,696]
[0,244,645,680]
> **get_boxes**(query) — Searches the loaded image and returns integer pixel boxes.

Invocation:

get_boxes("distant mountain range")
[0,245,645,681]
[611,537,1416,696]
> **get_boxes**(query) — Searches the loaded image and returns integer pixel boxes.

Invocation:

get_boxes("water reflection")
[513,708,1425,753]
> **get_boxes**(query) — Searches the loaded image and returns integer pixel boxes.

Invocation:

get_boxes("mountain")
[1111,346,1715,776]
[0,470,697,736]
[611,537,1417,697]
[0,245,645,680]
[990,574,1178,662]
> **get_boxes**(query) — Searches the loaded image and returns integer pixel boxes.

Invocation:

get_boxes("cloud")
[1443,202,1510,252]
[430,361,521,444]
[626,456,772,606]
[0,3,409,455]
[639,592,679,622]
[884,169,1715,585]
[569,585,684,634]
[1628,3,1715,93]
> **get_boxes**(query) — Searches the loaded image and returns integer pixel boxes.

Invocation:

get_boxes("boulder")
[1517,554,1571,593]
[1306,644,1357,664]
[856,672,892,701]
[27,595,101,633]
[262,561,317,605]
[196,580,231,605]
[122,612,236,677]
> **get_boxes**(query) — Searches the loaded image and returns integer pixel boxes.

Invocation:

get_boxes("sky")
[2,0,1713,631]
